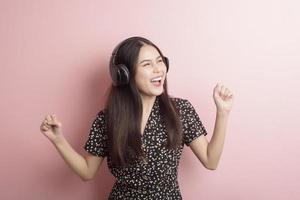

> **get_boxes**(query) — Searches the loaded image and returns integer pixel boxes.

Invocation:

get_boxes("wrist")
[52,134,66,146]
[217,109,230,116]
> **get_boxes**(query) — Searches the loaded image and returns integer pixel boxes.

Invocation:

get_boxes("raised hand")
[40,114,64,144]
[213,83,234,114]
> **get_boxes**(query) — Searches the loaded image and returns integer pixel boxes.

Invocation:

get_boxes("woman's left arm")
[190,83,234,170]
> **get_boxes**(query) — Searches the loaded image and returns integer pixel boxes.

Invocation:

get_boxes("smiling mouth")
[150,76,162,83]
[150,76,163,87]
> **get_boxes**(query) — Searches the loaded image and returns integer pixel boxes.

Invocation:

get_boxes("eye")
[143,63,150,67]
[158,59,163,63]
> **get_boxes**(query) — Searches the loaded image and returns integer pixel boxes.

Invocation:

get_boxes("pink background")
[1,0,300,199]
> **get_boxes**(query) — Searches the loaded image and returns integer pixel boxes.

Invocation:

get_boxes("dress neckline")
[141,96,159,138]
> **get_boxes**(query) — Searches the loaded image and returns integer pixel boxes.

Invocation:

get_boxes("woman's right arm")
[53,135,104,181]
[40,114,104,181]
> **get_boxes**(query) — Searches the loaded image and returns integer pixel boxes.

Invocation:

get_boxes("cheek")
[135,70,150,84]
[134,73,147,89]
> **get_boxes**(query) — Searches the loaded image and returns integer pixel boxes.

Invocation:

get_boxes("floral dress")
[84,96,208,199]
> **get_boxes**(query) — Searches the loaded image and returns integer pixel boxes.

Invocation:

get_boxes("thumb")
[46,120,58,126]
[48,114,61,127]
[213,83,220,94]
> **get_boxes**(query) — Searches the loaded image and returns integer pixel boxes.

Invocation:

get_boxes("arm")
[189,83,234,170]
[40,114,104,181]
[190,111,229,170]
[54,135,105,181]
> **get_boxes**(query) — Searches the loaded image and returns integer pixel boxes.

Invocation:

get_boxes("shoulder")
[96,108,107,117]
[93,108,108,125]
[169,96,193,113]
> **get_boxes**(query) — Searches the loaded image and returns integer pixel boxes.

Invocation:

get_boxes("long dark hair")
[104,36,182,167]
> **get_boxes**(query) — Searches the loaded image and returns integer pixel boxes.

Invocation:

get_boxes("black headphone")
[109,36,169,86]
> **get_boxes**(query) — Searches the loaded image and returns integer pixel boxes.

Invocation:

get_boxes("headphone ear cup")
[115,64,130,86]
[109,52,130,86]
[109,62,118,86]
[164,56,169,72]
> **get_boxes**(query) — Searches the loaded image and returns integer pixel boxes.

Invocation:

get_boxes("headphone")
[109,36,169,86]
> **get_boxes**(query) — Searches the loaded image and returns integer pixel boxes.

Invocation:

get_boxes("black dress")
[84,96,208,199]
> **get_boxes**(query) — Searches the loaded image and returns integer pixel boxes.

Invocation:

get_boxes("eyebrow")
[139,55,162,64]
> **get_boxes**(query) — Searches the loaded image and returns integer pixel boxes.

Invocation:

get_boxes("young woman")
[40,36,234,199]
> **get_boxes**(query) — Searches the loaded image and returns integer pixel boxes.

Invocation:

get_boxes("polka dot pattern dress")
[84,97,208,199]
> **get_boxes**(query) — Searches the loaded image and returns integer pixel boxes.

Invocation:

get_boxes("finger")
[43,121,51,127]
[43,118,49,125]
[46,121,53,126]
[47,120,56,126]
[52,114,58,123]
[47,117,60,127]
[224,91,232,99]
[220,86,226,96]
[46,115,52,121]
[42,125,48,130]
[224,89,230,96]
[47,115,57,125]
[41,125,49,131]
[215,83,223,95]
[213,83,220,93]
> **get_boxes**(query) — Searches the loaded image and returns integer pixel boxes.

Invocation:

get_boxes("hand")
[213,83,234,114]
[40,114,64,144]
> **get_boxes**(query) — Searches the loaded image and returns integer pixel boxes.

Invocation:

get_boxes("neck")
[140,95,156,114]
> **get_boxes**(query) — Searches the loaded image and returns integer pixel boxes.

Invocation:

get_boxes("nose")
[153,62,161,73]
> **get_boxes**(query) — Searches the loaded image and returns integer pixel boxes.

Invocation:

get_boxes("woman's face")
[134,44,167,98]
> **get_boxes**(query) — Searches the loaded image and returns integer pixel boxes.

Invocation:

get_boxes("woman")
[40,36,234,199]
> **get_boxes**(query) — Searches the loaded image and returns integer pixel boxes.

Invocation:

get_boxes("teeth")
[151,77,162,82]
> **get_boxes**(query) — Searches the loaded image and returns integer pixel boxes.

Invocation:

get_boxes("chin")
[153,89,164,96]
[141,87,164,97]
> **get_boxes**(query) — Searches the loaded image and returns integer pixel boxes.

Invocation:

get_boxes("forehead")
[137,45,161,61]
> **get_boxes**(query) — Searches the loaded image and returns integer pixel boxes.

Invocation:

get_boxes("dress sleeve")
[84,110,108,157]
[182,99,208,146]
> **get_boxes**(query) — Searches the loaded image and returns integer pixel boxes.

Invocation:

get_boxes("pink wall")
[1,0,300,199]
